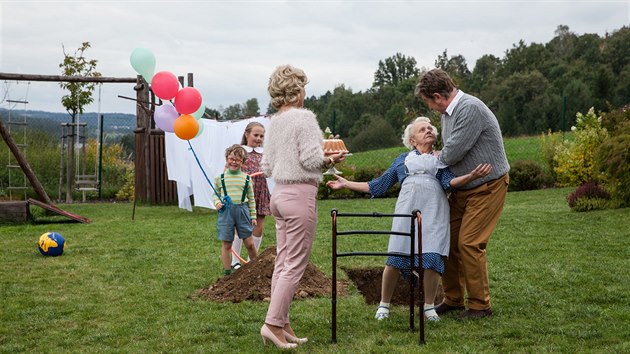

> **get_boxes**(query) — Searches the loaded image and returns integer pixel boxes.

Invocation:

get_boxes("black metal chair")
[331,208,425,345]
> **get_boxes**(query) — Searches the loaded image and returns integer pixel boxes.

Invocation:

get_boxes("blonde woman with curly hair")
[259,65,345,349]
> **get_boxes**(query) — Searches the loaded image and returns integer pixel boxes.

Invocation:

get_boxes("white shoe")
[375,305,390,320]
[423,307,440,322]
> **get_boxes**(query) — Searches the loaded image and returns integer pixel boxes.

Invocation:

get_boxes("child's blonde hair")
[241,122,265,145]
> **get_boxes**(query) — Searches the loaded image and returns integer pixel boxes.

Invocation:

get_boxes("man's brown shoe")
[435,303,465,315]
[459,308,493,319]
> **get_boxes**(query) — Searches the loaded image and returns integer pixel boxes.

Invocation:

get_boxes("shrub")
[570,197,613,212]
[115,169,135,201]
[539,129,563,184]
[600,104,630,134]
[347,116,400,153]
[594,129,630,207]
[508,160,551,191]
[566,181,611,212]
[554,108,608,187]
[317,166,400,200]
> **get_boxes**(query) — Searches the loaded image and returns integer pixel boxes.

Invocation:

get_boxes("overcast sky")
[1,0,628,115]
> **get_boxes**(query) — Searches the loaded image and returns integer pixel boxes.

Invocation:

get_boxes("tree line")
[214,25,629,152]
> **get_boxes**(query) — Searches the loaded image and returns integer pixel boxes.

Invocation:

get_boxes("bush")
[566,181,612,212]
[539,129,562,184]
[570,197,613,212]
[347,116,400,153]
[508,160,551,191]
[115,169,135,201]
[317,166,400,200]
[554,108,608,186]
[594,128,630,207]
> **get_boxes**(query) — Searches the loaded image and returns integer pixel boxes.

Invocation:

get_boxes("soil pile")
[193,247,348,303]
[343,267,444,305]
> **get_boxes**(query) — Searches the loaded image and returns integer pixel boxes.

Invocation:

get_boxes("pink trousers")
[265,182,318,327]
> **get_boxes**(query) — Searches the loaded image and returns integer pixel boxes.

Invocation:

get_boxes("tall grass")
[1,188,629,353]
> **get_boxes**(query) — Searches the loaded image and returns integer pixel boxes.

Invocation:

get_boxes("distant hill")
[0,108,135,136]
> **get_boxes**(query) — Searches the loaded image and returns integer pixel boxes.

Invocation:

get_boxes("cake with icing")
[323,139,349,154]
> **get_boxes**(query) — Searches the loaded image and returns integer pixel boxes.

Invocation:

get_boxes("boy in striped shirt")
[214,144,258,276]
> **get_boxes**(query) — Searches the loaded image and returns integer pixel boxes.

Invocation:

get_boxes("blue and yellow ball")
[38,232,66,257]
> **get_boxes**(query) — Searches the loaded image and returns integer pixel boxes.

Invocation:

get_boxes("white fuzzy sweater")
[261,108,325,184]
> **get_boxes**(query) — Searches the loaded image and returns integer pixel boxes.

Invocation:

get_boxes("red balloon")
[173,114,199,140]
[175,87,202,115]
[151,71,179,100]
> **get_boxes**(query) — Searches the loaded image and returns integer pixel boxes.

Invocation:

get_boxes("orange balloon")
[173,114,199,140]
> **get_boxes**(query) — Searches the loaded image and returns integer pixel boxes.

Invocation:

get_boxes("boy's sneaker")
[374,305,390,320]
[223,269,232,277]
[231,263,241,270]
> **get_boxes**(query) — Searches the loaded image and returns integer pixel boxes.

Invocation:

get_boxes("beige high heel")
[260,324,297,349]
[283,330,308,344]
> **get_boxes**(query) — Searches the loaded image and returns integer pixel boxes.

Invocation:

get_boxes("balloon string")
[187,140,230,211]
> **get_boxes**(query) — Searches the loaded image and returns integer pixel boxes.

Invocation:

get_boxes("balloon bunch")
[130,48,205,140]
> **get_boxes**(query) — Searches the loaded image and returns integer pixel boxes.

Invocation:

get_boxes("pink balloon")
[151,71,180,100]
[174,87,202,115]
[154,102,178,132]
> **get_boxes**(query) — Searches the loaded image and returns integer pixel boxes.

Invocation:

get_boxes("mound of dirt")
[193,247,348,303]
[343,267,444,306]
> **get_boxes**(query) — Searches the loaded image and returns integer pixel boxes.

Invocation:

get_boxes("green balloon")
[130,48,156,82]
[191,100,206,120]
[194,120,205,138]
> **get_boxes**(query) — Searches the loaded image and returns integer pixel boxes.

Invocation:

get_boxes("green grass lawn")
[344,134,543,173]
[1,188,629,353]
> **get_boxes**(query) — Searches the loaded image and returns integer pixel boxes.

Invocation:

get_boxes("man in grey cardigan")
[415,69,510,319]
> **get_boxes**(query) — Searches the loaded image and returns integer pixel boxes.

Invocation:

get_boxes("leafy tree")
[347,114,399,152]
[372,53,419,89]
[435,49,471,87]
[613,65,630,106]
[243,98,260,117]
[59,42,101,123]
[468,54,500,95]
[601,26,630,74]
[563,78,593,124]
[221,98,260,119]
[203,107,221,119]
[547,25,578,60]
[573,32,602,63]
[58,41,101,202]
[493,70,557,135]
[222,103,244,120]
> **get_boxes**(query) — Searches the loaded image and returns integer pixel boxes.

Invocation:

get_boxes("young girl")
[231,122,271,269]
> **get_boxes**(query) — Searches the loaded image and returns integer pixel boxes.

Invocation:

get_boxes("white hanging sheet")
[165,116,273,211]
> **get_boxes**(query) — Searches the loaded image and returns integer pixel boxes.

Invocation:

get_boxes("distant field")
[345,135,543,171]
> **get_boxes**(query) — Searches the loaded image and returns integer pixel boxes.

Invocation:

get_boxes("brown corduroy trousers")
[442,174,509,310]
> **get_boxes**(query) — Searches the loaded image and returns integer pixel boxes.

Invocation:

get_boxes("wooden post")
[0,120,53,205]
[187,73,194,87]
[134,76,150,202]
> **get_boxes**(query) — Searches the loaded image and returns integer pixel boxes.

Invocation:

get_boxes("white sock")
[424,303,438,318]
[379,302,390,309]
[252,235,262,252]
[231,235,243,266]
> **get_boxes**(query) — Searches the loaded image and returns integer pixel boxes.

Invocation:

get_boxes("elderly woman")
[327,117,491,322]
[260,64,345,349]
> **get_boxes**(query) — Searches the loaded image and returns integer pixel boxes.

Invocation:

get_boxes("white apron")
[387,152,450,256]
